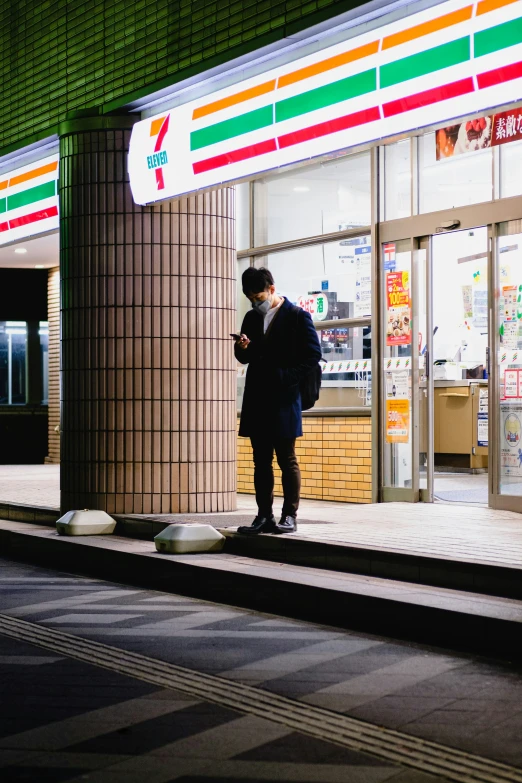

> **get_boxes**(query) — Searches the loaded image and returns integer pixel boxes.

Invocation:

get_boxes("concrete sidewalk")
[2,464,522,569]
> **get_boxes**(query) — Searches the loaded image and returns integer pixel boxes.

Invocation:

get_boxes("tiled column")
[59,118,237,515]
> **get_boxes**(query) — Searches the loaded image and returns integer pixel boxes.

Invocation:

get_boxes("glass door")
[491,220,522,512]
[380,238,427,501]
[380,228,490,505]
[430,227,489,505]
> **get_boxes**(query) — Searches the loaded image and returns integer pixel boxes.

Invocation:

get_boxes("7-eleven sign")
[146,115,170,191]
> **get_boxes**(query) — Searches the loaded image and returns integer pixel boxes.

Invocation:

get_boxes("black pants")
[250,435,301,519]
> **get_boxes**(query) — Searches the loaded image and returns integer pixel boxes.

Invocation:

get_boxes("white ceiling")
[0,232,59,269]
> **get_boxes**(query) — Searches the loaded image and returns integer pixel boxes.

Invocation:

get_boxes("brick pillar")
[59,118,237,515]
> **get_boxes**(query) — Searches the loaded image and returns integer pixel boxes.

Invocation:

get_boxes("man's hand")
[237,334,250,350]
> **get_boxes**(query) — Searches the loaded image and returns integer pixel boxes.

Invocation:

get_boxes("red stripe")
[0,221,8,232]
[382,77,474,117]
[477,60,522,90]
[277,106,380,148]
[193,138,277,175]
[154,114,170,153]
[8,206,58,229]
[155,168,165,190]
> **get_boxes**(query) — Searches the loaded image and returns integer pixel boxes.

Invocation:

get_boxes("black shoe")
[237,515,276,535]
[274,515,297,534]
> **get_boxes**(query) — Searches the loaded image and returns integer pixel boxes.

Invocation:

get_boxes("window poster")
[479,387,488,413]
[386,370,410,400]
[502,321,518,350]
[436,108,522,160]
[386,398,410,444]
[501,404,522,478]
[477,412,488,447]
[462,285,473,320]
[386,271,411,346]
[504,369,518,398]
[472,284,488,330]
[354,246,372,318]
[502,285,518,321]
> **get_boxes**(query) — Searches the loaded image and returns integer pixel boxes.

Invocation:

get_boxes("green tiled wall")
[0,0,361,156]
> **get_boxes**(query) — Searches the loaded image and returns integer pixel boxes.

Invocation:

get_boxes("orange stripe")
[9,161,58,188]
[278,41,379,89]
[193,80,276,120]
[477,0,519,15]
[382,5,473,50]
[0,180,7,190]
[150,117,166,136]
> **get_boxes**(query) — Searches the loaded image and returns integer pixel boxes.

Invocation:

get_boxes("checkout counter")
[421,379,488,471]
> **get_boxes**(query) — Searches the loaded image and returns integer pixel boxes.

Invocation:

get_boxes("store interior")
[429,228,489,504]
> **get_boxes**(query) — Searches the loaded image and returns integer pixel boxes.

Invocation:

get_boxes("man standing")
[235,267,321,535]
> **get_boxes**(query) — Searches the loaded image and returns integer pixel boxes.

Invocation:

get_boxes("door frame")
[488,219,522,513]
[378,195,522,507]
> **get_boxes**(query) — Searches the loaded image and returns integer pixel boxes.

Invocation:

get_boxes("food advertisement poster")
[386,399,410,444]
[436,108,522,160]
[386,271,411,346]
[501,404,522,477]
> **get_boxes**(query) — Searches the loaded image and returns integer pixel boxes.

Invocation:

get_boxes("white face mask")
[252,294,272,315]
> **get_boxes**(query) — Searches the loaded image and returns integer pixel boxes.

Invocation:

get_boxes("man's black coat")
[235,297,322,439]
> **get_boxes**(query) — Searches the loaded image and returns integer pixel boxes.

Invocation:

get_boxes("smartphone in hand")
[230,333,241,342]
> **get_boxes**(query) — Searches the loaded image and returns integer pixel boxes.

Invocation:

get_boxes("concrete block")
[154,524,225,554]
[56,509,116,536]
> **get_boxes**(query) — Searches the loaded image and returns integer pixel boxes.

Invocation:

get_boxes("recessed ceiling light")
[14,248,27,254]
[34,265,44,269]
[293,186,310,192]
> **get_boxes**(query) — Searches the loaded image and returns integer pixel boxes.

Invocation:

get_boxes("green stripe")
[0,198,6,214]
[275,69,376,124]
[380,37,470,89]
[475,16,522,58]
[7,180,57,212]
[190,105,273,151]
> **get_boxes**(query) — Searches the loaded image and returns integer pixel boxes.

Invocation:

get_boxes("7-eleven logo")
[147,115,170,191]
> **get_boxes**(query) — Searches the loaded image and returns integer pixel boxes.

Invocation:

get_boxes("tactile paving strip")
[0,612,520,783]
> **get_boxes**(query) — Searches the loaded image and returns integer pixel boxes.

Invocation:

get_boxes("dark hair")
[242,266,274,296]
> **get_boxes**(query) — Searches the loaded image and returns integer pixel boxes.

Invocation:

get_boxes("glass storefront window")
[235,182,250,251]
[383,141,411,221]
[269,236,371,409]
[253,152,371,247]
[0,322,27,404]
[40,321,49,406]
[500,140,522,199]
[236,235,372,411]
[318,325,371,408]
[0,321,50,405]
[261,236,372,321]
[419,132,493,214]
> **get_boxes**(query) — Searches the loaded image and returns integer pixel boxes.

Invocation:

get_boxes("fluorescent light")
[14,248,27,254]
[293,186,310,192]
[34,265,44,269]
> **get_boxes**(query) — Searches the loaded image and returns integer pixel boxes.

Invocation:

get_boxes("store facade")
[1,0,522,513]
[126,0,522,510]
[0,151,59,464]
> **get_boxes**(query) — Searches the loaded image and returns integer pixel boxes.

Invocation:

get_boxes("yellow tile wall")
[237,416,372,504]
